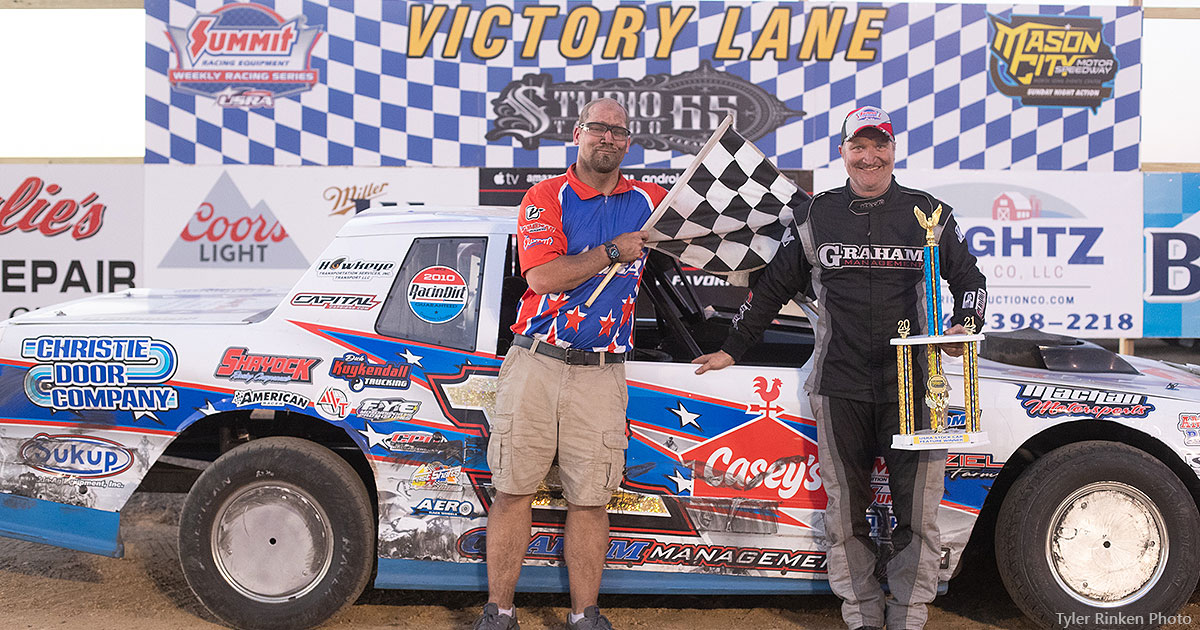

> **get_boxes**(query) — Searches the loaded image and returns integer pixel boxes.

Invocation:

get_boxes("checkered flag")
[646,116,807,285]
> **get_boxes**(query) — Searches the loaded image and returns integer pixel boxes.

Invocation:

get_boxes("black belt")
[513,335,625,365]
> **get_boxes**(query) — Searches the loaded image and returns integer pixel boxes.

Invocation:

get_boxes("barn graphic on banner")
[145,1,1141,171]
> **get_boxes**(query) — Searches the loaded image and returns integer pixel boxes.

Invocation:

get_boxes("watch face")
[607,243,620,261]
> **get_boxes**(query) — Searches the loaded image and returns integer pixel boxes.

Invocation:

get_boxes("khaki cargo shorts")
[487,344,629,506]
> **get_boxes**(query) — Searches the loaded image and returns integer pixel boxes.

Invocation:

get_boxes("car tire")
[995,441,1200,630]
[179,437,374,630]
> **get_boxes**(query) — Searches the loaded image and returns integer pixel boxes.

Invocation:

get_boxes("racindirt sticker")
[408,265,468,324]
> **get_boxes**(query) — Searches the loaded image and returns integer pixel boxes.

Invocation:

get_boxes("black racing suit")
[722,177,987,630]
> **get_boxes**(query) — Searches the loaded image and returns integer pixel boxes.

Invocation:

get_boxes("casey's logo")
[680,378,824,507]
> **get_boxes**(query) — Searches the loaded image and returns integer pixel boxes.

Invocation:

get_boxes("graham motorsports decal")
[165,3,324,108]
[21,336,178,420]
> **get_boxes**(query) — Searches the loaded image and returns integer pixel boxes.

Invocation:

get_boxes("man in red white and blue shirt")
[478,98,666,630]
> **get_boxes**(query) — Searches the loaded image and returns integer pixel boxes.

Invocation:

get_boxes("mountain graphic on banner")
[160,172,307,269]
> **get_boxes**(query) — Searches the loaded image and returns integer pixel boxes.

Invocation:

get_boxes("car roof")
[337,204,518,237]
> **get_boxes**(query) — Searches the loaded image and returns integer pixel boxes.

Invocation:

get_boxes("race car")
[0,205,1196,630]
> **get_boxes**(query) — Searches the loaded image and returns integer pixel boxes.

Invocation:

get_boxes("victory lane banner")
[146,1,1141,172]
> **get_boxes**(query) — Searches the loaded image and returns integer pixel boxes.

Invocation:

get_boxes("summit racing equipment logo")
[21,336,179,419]
[214,347,320,384]
[160,173,308,269]
[487,61,803,154]
[987,13,1117,109]
[165,3,323,108]
[19,433,135,478]
[817,243,924,269]
[1016,384,1154,420]
[329,353,412,392]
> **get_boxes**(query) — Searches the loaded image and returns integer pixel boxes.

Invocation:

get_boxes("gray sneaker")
[473,603,519,630]
[567,606,613,630]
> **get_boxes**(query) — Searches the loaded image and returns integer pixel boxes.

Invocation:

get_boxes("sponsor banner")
[147,2,1140,171]
[143,165,476,289]
[1015,383,1154,420]
[1143,173,1200,338]
[0,165,143,320]
[814,168,1143,338]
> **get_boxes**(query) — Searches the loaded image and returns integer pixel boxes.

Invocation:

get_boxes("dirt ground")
[2,492,1199,630]
[2,341,1199,630]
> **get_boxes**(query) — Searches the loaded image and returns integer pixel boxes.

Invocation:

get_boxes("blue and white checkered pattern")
[146,1,1141,171]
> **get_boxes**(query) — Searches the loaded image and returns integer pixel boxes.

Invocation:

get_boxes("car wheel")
[179,437,374,630]
[995,441,1200,630]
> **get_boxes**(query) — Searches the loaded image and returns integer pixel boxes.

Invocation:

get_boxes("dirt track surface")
[0,492,1196,630]
[3,342,1199,630]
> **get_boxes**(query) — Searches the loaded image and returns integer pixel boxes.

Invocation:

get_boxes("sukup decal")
[19,433,135,478]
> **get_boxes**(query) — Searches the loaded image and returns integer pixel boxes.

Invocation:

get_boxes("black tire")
[996,441,1200,630]
[179,437,374,630]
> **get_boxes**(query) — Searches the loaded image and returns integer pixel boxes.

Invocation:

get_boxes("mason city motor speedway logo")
[987,13,1117,108]
[165,3,323,107]
[22,336,178,420]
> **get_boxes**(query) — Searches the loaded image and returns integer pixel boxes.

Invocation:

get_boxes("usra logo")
[407,266,468,324]
[413,497,474,517]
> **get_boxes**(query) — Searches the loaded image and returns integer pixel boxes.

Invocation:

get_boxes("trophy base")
[892,430,990,451]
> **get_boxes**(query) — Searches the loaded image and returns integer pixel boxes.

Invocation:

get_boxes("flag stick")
[584,115,735,307]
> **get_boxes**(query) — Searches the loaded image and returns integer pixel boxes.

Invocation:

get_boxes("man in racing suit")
[693,106,987,630]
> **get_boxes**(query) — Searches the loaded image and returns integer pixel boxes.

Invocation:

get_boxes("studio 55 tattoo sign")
[486,61,803,154]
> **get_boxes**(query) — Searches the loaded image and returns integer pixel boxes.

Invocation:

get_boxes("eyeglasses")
[577,122,631,141]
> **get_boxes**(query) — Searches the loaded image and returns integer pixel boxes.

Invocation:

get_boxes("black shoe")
[567,606,613,630]
[853,626,883,630]
[473,603,519,630]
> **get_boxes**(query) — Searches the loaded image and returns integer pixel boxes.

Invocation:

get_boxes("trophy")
[891,205,988,450]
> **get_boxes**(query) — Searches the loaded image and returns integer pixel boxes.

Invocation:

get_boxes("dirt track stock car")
[1,206,1199,630]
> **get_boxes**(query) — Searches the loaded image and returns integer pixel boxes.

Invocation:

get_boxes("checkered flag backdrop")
[647,116,807,286]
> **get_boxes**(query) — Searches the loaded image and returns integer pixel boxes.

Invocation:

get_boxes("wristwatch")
[604,241,621,263]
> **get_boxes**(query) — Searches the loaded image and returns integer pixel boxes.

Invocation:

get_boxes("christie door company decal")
[21,336,178,420]
[146,2,1140,171]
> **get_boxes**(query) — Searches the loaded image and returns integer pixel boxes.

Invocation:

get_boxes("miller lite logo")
[680,378,824,508]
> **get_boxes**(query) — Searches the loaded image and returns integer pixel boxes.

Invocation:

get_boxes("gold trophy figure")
[891,205,988,450]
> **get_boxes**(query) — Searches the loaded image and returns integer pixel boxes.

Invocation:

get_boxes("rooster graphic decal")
[748,376,784,420]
